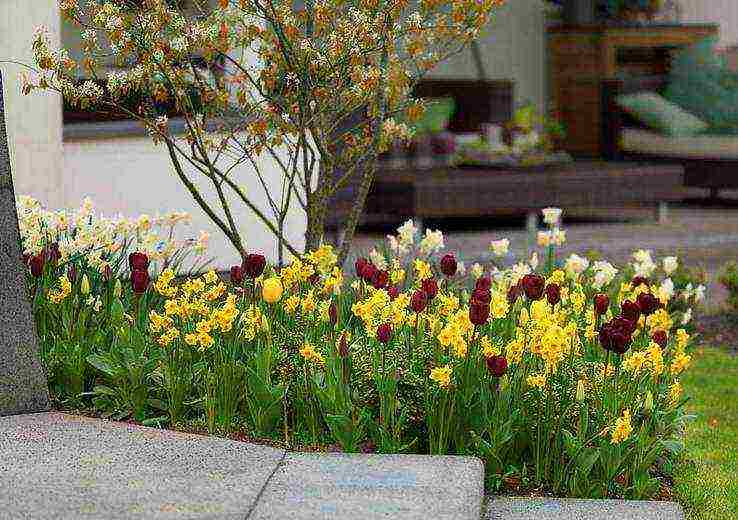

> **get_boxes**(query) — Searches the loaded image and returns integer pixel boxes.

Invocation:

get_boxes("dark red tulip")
[67,265,77,283]
[355,258,370,278]
[545,284,561,306]
[521,274,545,301]
[652,329,668,348]
[387,285,400,300]
[243,253,266,278]
[338,333,349,357]
[594,293,610,316]
[636,291,660,316]
[440,253,457,277]
[471,287,491,306]
[371,269,389,289]
[599,317,633,355]
[507,284,521,305]
[475,276,492,292]
[128,251,150,271]
[377,323,393,344]
[621,299,641,322]
[410,289,428,313]
[422,278,439,300]
[486,355,508,377]
[230,265,244,286]
[131,268,150,294]
[469,302,489,326]
[29,253,45,278]
[329,301,339,325]
[632,276,650,288]
[102,264,113,282]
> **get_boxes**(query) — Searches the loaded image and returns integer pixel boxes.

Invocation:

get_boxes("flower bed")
[21,197,705,499]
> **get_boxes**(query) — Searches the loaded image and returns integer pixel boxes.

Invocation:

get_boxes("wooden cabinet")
[548,24,718,157]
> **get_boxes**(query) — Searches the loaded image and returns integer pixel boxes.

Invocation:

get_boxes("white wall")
[0,1,64,208]
[428,0,547,113]
[682,0,738,46]
[62,135,306,269]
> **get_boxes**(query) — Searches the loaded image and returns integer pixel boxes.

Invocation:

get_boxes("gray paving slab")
[486,497,685,519]
[0,73,50,417]
[249,451,485,519]
[0,412,286,519]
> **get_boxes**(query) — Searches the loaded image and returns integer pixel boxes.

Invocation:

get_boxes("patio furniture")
[601,74,738,198]
[367,161,683,232]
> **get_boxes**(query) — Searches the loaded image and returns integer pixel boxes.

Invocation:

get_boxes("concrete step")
[486,497,685,520]
[0,412,485,519]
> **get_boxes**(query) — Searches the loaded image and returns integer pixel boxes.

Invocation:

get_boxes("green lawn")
[674,346,738,519]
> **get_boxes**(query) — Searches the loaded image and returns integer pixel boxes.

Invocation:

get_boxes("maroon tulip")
[355,258,370,278]
[387,285,400,300]
[594,293,610,316]
[102,264,113,282]
[621,299,641,322]
[422,278,439,300]
[521,274,545,301]
[243,253,266,279]
[545,284,561,306]
[131,268,150,294]
[371,269,389,289]
[338,333,349,357]
[377,323,393,344]
[128,251,150,271]
[329,301,339,325]
[230,265,244,286]
[599,317,633,355]
[614,315,638,335]
[475,276,492,292]
[632,276,650,288]
[486,355,508,377]
[469,302,489,326]
[440,253,457,277]
[410,289,428,313]
[636,291,660,316]
[67,265,78,283]
[471,287,491,306]
[652,329,668,349]
[507,284,521,305]
[29,253,45,278]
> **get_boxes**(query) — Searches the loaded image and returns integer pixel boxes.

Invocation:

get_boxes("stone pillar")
[0,1,64,208]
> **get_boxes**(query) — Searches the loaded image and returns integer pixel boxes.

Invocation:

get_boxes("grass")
[673,346,738,519]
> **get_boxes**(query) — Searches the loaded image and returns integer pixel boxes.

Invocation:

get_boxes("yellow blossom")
[430,365,452,388]
[611,409,633,444]
[527,373,546,389]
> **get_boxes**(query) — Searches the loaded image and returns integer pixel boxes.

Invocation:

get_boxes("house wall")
[681,0,738,46]
[428,0,548,113]
[0,1,64,208]
[62,135,306,269]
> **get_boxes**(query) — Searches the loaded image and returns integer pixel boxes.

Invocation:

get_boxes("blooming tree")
[26,0,502,264]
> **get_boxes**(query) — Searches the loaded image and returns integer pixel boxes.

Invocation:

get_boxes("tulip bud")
[230,265,244,286]
[131,269,150,294]
[651,329,668,349]
[521,274,545,301]
[377,323,393,344]
[576,380,586,402]
[243,253,267,279]
[387,285,400,300]
[80,274,91,295]
[439,253,457,277]
[636,291,660,316]
[421,278,438,300]
[371,270,389,289]
[262,277,283,303]
[338,333,349,358]
[329,301,339,325]
[594,293,609,316]
[128,251,150,271]
[545,283,561,306]
[67,265,78,283]
[469,302,489,326]
[621,299,641,322]
[644,391,654,414]
[486,355,508,377]
[410,290,428,313]
[113,279,123,298]
[29,253,45,278]
[475,276,492,292]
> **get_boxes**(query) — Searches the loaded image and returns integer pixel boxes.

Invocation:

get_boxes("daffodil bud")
[80,274,90,295]
[576,380,586,402]
[114,279,122,298]
[644,391,654,414]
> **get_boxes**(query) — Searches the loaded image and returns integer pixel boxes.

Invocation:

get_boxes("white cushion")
[622,128,738,160]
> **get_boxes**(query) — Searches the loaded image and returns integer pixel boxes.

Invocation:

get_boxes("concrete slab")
[249,452,485,520]
[486,497,685,519]
[0,412,286,519]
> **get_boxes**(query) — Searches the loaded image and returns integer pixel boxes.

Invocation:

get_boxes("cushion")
[665,36,738,135]
[616,92,708,137]
[621,128,738,160]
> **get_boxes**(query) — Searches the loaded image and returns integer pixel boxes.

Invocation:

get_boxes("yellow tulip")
[80,274,90,295]
[262,277,283,304]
